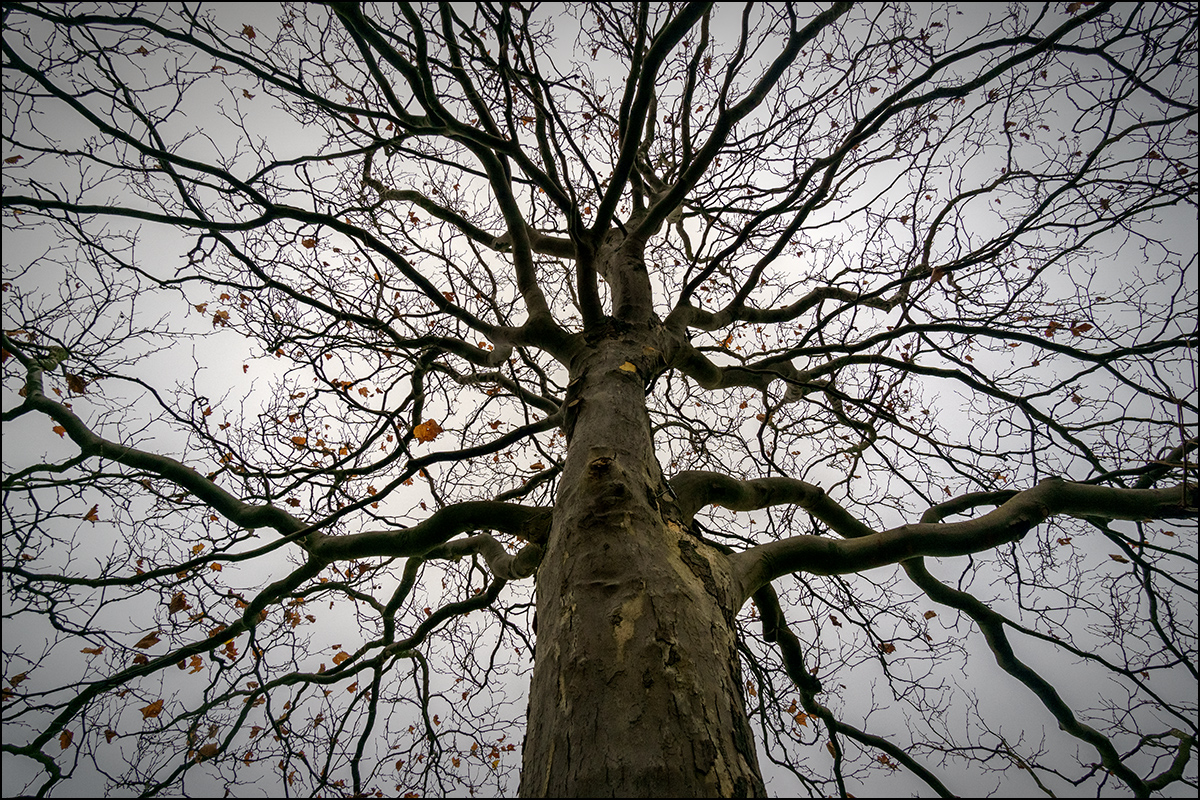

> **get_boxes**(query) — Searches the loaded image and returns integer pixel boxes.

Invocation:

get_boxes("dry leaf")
[133,631,161,649]
[65,373,87,394]
[413,419,442,443]
[141,699,164,719]
[618,361,637,373]
[59,730,73,750]
[81,646,104,656]
[168,593,190,615]
[196,742,219,761]
[83,504,100,523]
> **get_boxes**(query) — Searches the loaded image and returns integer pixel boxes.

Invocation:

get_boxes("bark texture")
[519,330,765,797]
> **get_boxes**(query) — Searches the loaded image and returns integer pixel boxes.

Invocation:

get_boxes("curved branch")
[670,470,875,539]
[733,478,1196,600]
[308,502,552,562]
[424,534,544,580]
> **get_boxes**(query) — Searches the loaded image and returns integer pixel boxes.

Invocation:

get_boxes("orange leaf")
[59,730,73,750]
[141,699,164,719]
[332,651,351,665]
[210,562,223,572]
[188,655,204,674]
[291,436,308,447]
[83,504,100,523]
[52,425,67,438]
[413,419,442,443]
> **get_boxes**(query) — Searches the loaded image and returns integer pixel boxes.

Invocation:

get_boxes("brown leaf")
[332,651,351,665]
[1109,553,1130,564]
[81,646,104,656]
[196,742,219,761]
[59,730,73,750]
[829,615,842,627]
[301,238,317,248]
[65,373,87,395]
[188,655,204,674]
[141,699,164,719]
[133,631,161,649]
[413,419,443,443]
[52,425,67,438]
[83,504,100,523]
[168,593,190,615]
[241,24,255,40]
[4,154,25,165]
[104,730,117,744]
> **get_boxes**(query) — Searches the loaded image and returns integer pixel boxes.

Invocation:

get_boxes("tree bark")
[519,330,765,797]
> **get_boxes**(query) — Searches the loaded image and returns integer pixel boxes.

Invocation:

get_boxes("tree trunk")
[519,331,766,797]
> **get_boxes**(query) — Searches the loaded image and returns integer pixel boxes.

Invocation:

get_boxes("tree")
[2,1,1196,796]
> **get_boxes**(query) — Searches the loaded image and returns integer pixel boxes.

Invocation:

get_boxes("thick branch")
[308,502,552,562]
[671,470,875,539]
[733,478,1196,600]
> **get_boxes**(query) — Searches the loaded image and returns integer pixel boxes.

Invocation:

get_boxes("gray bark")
[519,329,765,797]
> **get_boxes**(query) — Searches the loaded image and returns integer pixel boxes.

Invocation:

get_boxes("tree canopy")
[2,2,1197,797]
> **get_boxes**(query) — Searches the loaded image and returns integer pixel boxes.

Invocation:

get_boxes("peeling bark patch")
[612,593,645,664]
[677,538,720,603]
[587,456,613,478]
